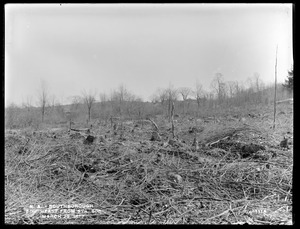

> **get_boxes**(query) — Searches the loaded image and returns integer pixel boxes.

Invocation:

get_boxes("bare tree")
[150,93,160,104]
[166,84,178,122]
[179,87,191,101]
[49,95,57,113]
[246,77,255,93]
[82,90,96,123]
[107,85,141,119]
[178,87,192,115]
[53,99,65,118]
[253,73,261,92]
[222,83,229,105]
[237,82,248,105]
[38,80,49,123]
[22,95,33,112]
[66,95,82,126]
[157,88,168,106]
[99,92,108,116]
[235,81,245,99]
[253,73,265,103]
[245,73,265,104]
[194,82,204,113]
[208,91,215,108]
[226,81,236,98]
[210,73,226,104]
[124,91,135,117]
[109,89,120,115]
[227,81,240,105]
[150,88,168,116]
[115,84,129,116]
[134,97,144,118]
[70,96,82,111]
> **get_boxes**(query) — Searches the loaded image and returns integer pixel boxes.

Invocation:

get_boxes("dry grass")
[5,103,293,224]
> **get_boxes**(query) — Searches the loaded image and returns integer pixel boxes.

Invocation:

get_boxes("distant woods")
[5,68,293,129]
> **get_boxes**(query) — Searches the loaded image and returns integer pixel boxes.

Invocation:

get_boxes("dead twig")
[147,118,159,132]
[206,136,231,147]
[171,102,175,139]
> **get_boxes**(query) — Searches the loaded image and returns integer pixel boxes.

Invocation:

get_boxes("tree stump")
[150,131,162,141]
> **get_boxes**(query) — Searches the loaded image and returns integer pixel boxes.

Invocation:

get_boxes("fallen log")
[70,128,90,133]
[276,98,293,104]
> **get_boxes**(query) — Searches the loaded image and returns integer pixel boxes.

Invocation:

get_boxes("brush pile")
[5,114,293,224]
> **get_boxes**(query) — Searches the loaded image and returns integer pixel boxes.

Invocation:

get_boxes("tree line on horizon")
[5,68,293,129]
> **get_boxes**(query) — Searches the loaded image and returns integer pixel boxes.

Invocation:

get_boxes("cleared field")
[5,103,293,224]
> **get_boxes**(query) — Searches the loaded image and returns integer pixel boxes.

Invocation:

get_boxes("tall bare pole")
[171,102,175,139]
[273,45,278,129]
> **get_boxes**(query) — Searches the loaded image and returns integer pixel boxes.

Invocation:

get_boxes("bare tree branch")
[38,80,49,123]
[82,90,96,123]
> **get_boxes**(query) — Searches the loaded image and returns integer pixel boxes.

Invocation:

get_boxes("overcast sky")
[5,4,293,106]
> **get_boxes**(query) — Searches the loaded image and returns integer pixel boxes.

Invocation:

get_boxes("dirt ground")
[5,103,293,224]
